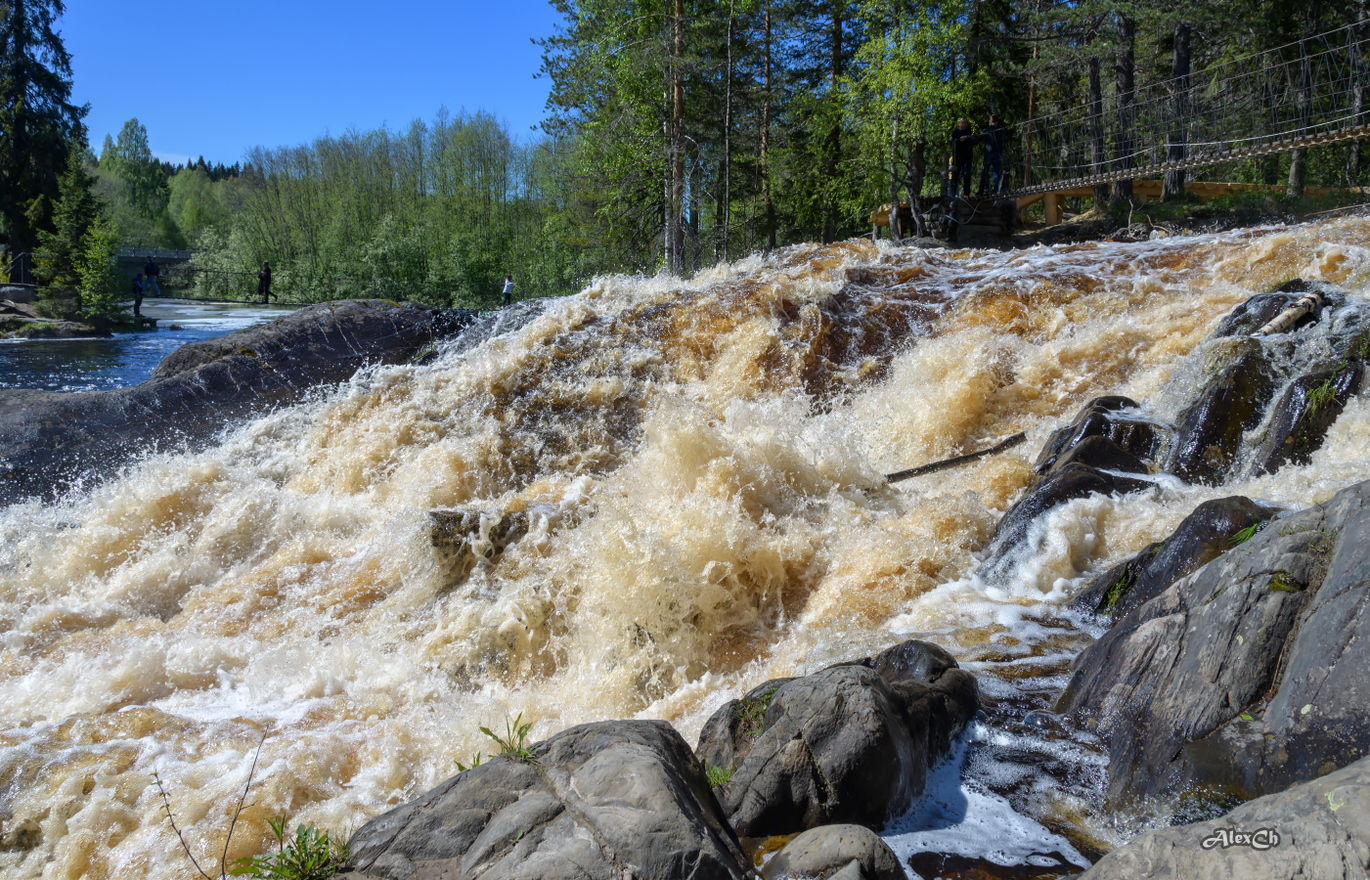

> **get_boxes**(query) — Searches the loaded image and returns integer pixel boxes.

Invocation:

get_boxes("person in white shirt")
[502,275,515,306]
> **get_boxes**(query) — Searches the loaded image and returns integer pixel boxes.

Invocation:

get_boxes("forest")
[3,0,1368,313]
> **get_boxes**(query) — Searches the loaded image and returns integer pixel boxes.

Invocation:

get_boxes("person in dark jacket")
[143,258,161,297]
[132,273,144,317]
[258,261,274,302]
[949,118,977,199]
[979,114,1008,195]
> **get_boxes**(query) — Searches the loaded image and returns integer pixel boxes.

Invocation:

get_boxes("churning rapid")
[3,218,1370,878]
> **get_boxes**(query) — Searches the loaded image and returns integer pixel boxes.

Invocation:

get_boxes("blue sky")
[63,0,563,166]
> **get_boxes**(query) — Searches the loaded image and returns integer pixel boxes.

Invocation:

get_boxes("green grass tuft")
[229,813,349,879]
[706,765,734,788]
[481,712,538,765]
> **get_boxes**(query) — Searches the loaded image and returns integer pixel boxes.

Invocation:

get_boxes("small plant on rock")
[1229,523,1262,547]
[229,812,349,879]
[481,712,538,764]
[706,765,734,788]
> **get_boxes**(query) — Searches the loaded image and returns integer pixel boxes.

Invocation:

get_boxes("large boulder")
[1165,338,1276,485]
[1072,495,1280,620]
[1205,278,1343,340]
[760,825,904,880]
[696,640,977,838]
[1250,362,1365,477]
[0,299,472,505]
[1033,395,1161,475]
[1056,479,1370,809]
[346,719,751,880]
[1078,754,1370,880]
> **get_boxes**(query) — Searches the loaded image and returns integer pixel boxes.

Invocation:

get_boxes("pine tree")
[0,0,86,279]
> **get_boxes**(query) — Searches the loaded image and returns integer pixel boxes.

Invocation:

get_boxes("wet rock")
[347,719,751,880]
[1166,339,1276,484]
[1078,754,1370,880]
[1073,496,1280,620]
[760,825,903,880]
[982,463,1154,574]
[696,639,978,837]
[1250,362,1365,476]
[1055,478,1370,809]
[430,508,531,587]
[1033,396,1162,474]
[0,300,473,506]
[1039,435,1151,481]
[1206,279,1344,340]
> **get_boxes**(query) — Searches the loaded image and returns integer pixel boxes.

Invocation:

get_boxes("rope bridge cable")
[999,21,1370,198]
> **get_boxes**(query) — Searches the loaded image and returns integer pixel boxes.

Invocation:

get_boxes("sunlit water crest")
[2,220,1369,878]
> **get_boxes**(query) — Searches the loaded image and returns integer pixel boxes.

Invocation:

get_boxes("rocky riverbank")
[0,298,100,339]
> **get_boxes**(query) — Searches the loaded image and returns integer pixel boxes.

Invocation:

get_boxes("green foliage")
[0,0,86,261]
[34,139,103,290]
[228,813,349,880]
[732,686,779,746]
[75,216,124,325]
[480,712,538,764]
[455,752,484,772]
[706,764,734,788]
[1228,523,1261,547]
[1268,570,1304,593]
[1305,373,1342,415]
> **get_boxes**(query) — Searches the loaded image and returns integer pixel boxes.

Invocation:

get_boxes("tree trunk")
[1111,13,1135,204]
[721,0,734,262]
[1163,23,1191,200]
[1289,0,1322,197]
[908,138,927,238]
[671,0,686,272]
[761,1,775,250]
[1089,55,1107,208]
[1349,1,1366,184]
[889,116,902,242]
[823,2,844,243]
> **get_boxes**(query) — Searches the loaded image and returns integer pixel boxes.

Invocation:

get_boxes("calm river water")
[0,299,298,392]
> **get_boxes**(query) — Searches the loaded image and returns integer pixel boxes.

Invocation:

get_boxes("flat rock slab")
[0,299,472,505]
[346,719,751,880]
[1079,754,1370,880]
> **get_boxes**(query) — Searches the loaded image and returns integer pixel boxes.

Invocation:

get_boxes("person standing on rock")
[132,273,144,317]
[949,118,978,199]
[502,274,515,306]
[979,114,1008,196]
[258,261,275,303]
[143,258,161,297]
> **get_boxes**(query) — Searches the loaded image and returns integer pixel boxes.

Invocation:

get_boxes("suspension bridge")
[876,21,1370,232]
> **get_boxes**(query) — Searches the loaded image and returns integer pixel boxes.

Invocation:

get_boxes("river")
[0,220,1367,878]
[0,300,298,393]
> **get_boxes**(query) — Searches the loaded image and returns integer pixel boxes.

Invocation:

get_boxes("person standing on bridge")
[143,257,161,297]
[979,114,1008,196]
[132,273,144,317]
[949,118,977,199]
[258,261,275,303]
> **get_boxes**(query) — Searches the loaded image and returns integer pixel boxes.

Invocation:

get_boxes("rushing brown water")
[3,218,1369,878]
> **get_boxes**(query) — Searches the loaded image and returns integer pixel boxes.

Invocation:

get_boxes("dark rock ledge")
[0,300,474,506]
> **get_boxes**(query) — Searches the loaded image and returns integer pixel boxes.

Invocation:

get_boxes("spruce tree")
[33,137,101,289]
[0,0,86,279]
